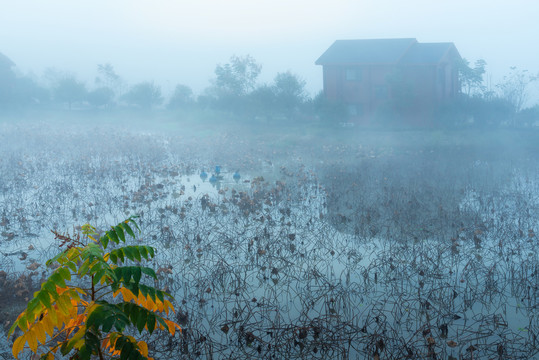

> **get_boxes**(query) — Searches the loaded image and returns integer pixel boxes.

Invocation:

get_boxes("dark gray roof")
[0,52,15,68]
[315,39,460,66]
[399,43,459,64]
[315,38,417,65]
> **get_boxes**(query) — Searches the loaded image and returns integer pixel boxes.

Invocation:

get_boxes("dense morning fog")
[1,1,538,359]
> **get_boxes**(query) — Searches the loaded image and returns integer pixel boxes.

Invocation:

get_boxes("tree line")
[1,50,538,127]
[0,53,316,121]
[444,58,539,128]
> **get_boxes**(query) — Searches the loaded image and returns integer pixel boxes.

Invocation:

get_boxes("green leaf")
[86,305,106,328]
[156,315,167,330]
[93,269,107,285]
[46,250,69,267]
[133,267,142,284]
[120,341,134,360]
[107,229,120,245]
[89,261,102,276]
[127,216,141,232]
[66,261,77,273]
[58,266,71,282]
[133,248,142,262]
[146,313,156,334]
[123,247,135,261]
[25,297,40,323]
[100,235,110,249]
[156,289,165,303]
[136,308,147,333]
[139,246,149,260]
[26,297,41,313]
[102,316,116,333]
[50,272,66,288]
[141,267,157,280]
[78,260,91,277]
[121,222,136,239]
[38,291,51,308]
[7,319,18,336]
[115,225,126,243]
[42,280,59,299]
[18,314,28,331]
[147,287,156,302]
[109,248,126,263]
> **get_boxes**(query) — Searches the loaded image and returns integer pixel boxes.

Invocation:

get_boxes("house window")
[345,68,361,81]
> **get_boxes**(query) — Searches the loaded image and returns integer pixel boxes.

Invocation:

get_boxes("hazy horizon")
[2,0,539,101]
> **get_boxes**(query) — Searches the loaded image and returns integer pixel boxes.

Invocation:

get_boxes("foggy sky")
[2,0,538,100]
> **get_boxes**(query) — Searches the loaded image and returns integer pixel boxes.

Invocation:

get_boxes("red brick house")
[315,38,462,124]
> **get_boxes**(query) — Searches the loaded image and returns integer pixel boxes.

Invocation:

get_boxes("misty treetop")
[0,48,538,128]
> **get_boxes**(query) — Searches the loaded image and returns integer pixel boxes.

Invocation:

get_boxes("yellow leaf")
[155,298,164,313]
[56,286,68,295]
[70,297,79,308]
[146,295,156,311]
[73,287,87,296]
[56,295,72,316]
[166,320,175,336]
[27,327,38,353]
[48,307,58,327]
[121,287,136,302]
[68,326,86,350]
[165,319,181,336]
[49,344,60,354]
[137,291,145,306]
[74,337,85,349]
[42,314,54,337]
[12,335,26,359]
[34,321,47,345]
[113,289,121,299]
[164,299,175,314]
[137,341,149,357]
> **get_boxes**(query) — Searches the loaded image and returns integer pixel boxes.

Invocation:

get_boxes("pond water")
[0,126,537,359]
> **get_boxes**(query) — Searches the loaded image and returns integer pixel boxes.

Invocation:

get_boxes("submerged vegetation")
[0,119,537,359]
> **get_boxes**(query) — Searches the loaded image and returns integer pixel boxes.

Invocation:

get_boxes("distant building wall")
[316,39,462,125]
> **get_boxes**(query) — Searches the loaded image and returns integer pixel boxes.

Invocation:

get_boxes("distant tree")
[53,76,88,109]
[95,63,124,95]
[312,91,347,122]
[457,58,487,96]
[0,52,17,107]
[167,84,194,109]
[247,84,277,117]
[121,82,163,109]
[214,55,261,98]
[514,104,539,127]
[496,66,538,112]
[12,75,50,107]
[87,87,115,108]
[272,71,307,115]
[465,96,514,128]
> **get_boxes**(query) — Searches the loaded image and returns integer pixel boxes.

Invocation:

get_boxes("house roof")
[399,42,460,65]
[0,52,15,69]
[315,38,460,66]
